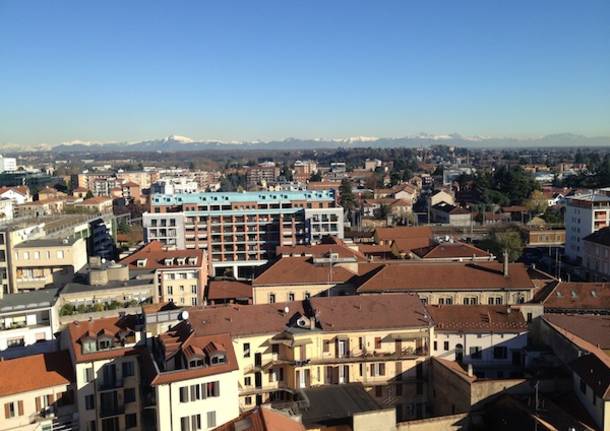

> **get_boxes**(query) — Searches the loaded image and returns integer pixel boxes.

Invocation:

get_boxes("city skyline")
[1,0,609,146]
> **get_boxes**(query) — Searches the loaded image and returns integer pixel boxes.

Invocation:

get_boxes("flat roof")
[151,190,335,205]
[15,237,80,248]
[0,288,58,313]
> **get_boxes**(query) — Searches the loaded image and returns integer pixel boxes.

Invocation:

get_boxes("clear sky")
[1,0,609,146]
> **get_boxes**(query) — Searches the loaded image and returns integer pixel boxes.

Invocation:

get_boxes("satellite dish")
[180,311,189,320]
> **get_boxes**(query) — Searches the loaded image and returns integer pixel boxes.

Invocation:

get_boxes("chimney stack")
[503,251,509,277]
[467,363,474,377]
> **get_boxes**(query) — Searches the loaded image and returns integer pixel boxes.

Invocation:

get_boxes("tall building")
[565,189,610,262]
[143,191,344,277]
[0,155,17,173]
[246,162,280,189]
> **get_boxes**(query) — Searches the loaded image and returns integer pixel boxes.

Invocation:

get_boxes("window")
[493,346,507,360]
[125,413,137,429]
[207,411,216,428]
[323,340,330,352]
[190,384,201,401]
[269,293,276,304]
[191,414,202,430]
[245,396,252,405]
[124,388,136,404]
[370,363,385,377]
[433,341,437,351]
[122,361,134,377]
[358,337,364,350]
[84,367,94,383]
[167,286,173,295]
[470,346,482,359]
[7,337,24,348]
[179,386,189,403]
[56,250,64,259]
[443,341,449,351]
[243,343,250,358]
[244,377,251,386]
[375,337,382,349]
[288,293,295,301]
[85,394,95,410]
[180,416,190,431]
[304,292,311,300]
[191,285,197,294]
[4,402,15,418]
[204,381,220,398]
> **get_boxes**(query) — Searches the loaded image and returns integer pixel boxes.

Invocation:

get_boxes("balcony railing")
[274,347,428,367]
[99,404,125,418]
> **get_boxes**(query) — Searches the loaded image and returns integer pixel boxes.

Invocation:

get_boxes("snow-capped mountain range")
[2,133,609,154]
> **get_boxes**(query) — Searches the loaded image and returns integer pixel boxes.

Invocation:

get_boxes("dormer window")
[189,358,204,368]
[164,258,174,266]
[98,338,112,350]
[136,259,147,268]
[177,258,186,266]
[82,339,97,354]
[187,257,197,265]
[210,353,226,365]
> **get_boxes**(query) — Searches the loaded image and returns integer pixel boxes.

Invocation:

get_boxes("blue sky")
[1,0,609,146]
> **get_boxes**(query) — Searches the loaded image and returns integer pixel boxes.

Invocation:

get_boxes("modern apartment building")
[565,189,610,262]
[172,294,432,421]
[246,162,280,189]
[0,288,60,359]
[120,241,207,306]
[582,227,610,281]
[143,191,344,277]
[62,315,144,431]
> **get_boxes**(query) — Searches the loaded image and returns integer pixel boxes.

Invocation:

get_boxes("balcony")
[275,347,428,367]
[99,404,125,418]
[97,378,124,391]
[238,381,289,396]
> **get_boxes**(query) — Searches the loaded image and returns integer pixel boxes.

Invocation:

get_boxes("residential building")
[58,260,158,317]
[356,261,535,305]
[0,155,17,173]
[14,198,65,218]
[565,190,610,262]
[0,351,76,431]
[62,315,144,431]
[151,177,199,195]
[524,227,566,247]
[75,196,114,214]
[428,189,455,207]
[0,186,31,205]
[430,202,472,227]
[428,305,528,376]
[116,170,157,190]
[293,160,317,182]
[583,227,610,281]
[120,241,207,306]
[171,294,432,420]
[246,162,280,189]
[0,288,60,359]
[213,406,305,431]
[10,237,87,293]
[146,326,241,430]
[534,281,610,315]
[143,190,344,278]
[206,279,252,305]
[373,226,433,247]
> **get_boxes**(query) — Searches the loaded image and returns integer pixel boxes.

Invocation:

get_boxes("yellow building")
[171,294,432,421]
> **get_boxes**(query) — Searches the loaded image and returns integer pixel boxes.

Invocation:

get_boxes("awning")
[387,333,420,341]
[269,338,292,346]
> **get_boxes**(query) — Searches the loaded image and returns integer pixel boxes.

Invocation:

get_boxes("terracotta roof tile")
[374,226,432,242]
[428,305,527,333]
[207,280,252,301]
[356,262,534,293]
[537,282,610,312]
[0,351,73,397]
[543,314,610,350]
[213,406,305,431]
[120,241,205,269]
[252,256,357,286]
[411,242,492,259]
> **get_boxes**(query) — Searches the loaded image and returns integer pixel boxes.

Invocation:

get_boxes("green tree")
[85,190,94,199]
[542,207,564,224]
[309,172,322,182]
[525,190,548,215]
[339,179,355,211]
[377,204,391,220]
[479,228,524,262]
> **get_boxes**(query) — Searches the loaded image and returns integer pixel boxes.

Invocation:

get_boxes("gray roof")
[15,237,79,248]
[0,288,59,313]
[298,384,382,427]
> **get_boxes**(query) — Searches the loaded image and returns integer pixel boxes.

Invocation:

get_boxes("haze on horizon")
[1,0,609,147]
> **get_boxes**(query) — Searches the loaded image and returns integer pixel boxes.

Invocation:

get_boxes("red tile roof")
[214,406,305,431]
[0,351,73,397]
[207,279,253,301]
[66,315,140,363]
[120,241,205,269]
[570,352,610,400]
[428,305,527,333]
[410,242,492,259]
[391,238,434,252]
[543,314,610,350]
[183,294,430,338]
[356,262,535,293]
[252,256,358,286]
[150,332,238,385]
[276,242,366,261]
[536,282,610,312]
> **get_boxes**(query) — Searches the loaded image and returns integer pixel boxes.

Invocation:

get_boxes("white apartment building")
[151,177,200,195]
[0,288,60,359]
[565,190,610,262]
[428,305,528,379]
[0,155,17,173]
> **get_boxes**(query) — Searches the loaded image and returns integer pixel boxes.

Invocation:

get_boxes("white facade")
[0,294,58,359]
[565,192,610,261]
[431,330,527,377]
[0,189,30,205]
[0,198,13,221]
[0,155,17,173]
[155,370,240,431]
[151,177,199,195]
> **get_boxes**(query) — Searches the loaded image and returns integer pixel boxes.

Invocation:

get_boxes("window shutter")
[4,403,9,418]
[48,394,55,403]
[35,397,41,412]
[17,401,23,416]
